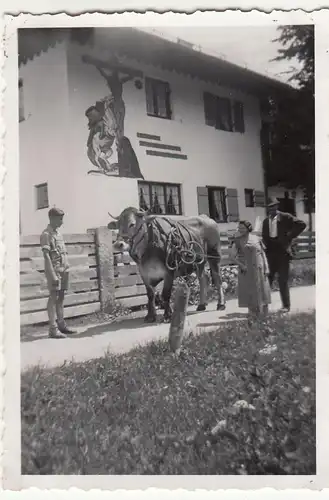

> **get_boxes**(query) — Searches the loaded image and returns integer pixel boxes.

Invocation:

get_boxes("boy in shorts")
[40,207,76,338]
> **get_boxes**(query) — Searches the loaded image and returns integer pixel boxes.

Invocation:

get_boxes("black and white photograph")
[2,9,325,490]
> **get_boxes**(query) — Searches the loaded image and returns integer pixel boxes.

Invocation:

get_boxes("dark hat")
[85,105,97,116]
[239,220,253,232]
[48,207,65,218]
[267,196,279,207]
[85,101,104,116]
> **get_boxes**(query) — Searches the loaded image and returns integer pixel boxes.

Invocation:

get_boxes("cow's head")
[108,207,148,252]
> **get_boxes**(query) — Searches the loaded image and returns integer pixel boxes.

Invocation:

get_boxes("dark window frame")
[145,77,172,120]
[244,188,255,207]
[207,186,228,223]
[138,180,182,215]
[19,78,25,123]
[35,182,49,210]
[203,92,245,134]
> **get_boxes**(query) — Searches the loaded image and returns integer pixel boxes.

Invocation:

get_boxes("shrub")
[173,259,315,307]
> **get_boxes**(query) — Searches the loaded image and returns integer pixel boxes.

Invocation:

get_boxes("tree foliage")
[264,25,315,221]
[273,25,314,92]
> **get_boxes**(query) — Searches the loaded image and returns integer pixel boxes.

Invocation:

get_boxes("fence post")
[95,226,116,312]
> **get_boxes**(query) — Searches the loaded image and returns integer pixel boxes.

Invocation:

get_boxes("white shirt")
[269,215,278,238]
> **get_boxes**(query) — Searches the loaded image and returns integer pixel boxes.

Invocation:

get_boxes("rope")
[164,224,206,272]
[129,216,232,273]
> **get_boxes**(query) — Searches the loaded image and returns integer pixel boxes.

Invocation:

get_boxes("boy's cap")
[48,207,65,217]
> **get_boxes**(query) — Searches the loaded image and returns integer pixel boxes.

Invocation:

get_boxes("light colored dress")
[233,233,271,310]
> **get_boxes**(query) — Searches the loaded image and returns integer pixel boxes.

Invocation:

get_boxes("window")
[216,97,233,132]
[35,183,49,210]
[244,188,255,207]
[208,188,228,222]
[19,78,24,122]
[197,186,239,223]
[138,181,182,215]
[145,77,172,119]
[203,92,245,133]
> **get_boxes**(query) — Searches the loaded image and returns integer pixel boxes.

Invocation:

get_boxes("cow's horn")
[108,211,119,220]
[136,208,148,216]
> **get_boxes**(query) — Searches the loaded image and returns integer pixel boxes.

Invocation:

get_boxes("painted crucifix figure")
[82,54,144,179]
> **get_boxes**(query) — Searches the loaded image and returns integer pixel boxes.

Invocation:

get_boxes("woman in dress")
[231,220,271,321]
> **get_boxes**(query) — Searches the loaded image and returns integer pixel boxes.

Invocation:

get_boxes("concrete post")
[95,226,116,312]
[168,280,190,354]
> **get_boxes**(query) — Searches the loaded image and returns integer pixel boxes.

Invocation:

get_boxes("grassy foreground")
[21,311,315,475]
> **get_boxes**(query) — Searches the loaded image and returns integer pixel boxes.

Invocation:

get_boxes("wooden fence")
[20,229,315,326]
[292,230,315,259]
[20,233,101,326]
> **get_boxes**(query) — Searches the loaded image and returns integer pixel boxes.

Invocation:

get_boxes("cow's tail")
[207,246,222,285]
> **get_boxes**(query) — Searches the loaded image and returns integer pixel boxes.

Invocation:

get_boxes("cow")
[108,207,226,323]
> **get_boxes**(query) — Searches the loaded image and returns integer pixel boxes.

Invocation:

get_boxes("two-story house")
[18,27,292,235]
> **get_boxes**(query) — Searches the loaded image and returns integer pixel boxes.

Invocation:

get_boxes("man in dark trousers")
[262,197,306,312]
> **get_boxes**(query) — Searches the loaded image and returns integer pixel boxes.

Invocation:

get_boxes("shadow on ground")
[21,316,167,342]
[196,312,248,330]
[21,309,251,343]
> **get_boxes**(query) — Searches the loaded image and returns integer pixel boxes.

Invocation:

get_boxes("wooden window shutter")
[226,188,239,222]
[233,101,245,133]
[19,78,24,122]
[203,92,216,127]
[164,82,172,119]
[197,187,210,216]
[145,77,155,115]
[254,190,265,207]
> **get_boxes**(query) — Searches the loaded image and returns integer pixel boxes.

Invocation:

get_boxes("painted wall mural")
[82,54,144,179]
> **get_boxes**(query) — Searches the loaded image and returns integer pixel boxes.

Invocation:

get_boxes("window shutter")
[203,92,216,127]
[254,190,265,207]
[145,77,154,115]
[226,188,239,222]
[19,78,24,122]
[233,101,245,133]
[197,187,210,216]
[165,82,172,119]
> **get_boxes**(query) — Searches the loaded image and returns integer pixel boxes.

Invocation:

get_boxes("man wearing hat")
[40,207,76,338]
[262,197,306,312]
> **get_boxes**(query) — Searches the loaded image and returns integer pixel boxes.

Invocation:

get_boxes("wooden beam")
[20,233,95,246]
[20,302,101,326]
[21,291,99,314]
[20,280,99,300]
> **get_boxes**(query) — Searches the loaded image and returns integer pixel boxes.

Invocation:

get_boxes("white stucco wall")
[19,37,268,235]
[19,42,71,235]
